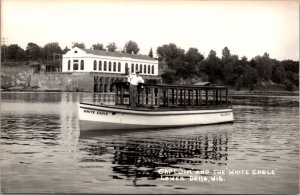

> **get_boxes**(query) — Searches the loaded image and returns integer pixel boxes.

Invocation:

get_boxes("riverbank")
[229,89,299,96]
[2,86,299,97]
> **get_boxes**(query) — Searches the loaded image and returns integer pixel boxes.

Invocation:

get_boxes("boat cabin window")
[114,82,231,109]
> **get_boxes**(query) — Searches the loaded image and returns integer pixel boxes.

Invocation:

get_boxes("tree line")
[0,40,146,62]
[157,43,298,91]
[1,41,298,90]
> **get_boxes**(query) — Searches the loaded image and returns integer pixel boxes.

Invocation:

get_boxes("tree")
[271,60,286,83]
[242,64,257,91]
[62,46,70,54]
[254,52,274,81]
[157,43,185,62]
[201,50,222,83]
[183,47,204,77]
[148,48,153,58]
[106,42,117,52]
[157,43,185,83]
[42,42,62,61]
[1,45,8,62]
[26,42,41,60]
[185,48,204,64]
[221,47,236,83]
[281,60,299,87]
[7,44,26,60]
[72,42,85,49]
[124,40,139,54]
[221,46,231,63]
[92,43,105,51]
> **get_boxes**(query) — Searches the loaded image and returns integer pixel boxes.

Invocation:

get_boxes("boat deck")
[112,82,233,109]
[80,101,232,112]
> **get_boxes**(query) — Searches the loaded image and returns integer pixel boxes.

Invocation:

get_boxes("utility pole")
[1,37,8,62]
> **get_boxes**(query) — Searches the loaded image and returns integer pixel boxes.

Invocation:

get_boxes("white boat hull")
[78,103,234,131]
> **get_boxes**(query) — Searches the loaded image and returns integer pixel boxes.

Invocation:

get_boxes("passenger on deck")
[127,71,144,107]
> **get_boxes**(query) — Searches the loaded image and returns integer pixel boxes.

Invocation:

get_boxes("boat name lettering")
[83,109,108,115]
[96,111,108,115]
[83,109,95,114]
[220,113,230,116]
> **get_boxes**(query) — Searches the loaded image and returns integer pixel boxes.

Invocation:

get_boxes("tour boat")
[79,82,234,131]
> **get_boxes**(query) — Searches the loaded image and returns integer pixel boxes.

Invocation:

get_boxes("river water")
[1,92,299,194]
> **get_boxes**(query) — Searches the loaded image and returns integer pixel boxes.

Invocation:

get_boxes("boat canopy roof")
[113,81,228,90]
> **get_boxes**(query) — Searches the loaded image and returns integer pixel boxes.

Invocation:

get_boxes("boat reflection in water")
[79,129,228,186]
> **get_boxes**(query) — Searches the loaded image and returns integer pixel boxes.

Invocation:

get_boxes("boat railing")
[113,82,232,109]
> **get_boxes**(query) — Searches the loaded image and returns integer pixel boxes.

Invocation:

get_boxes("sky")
[1,0,299,60]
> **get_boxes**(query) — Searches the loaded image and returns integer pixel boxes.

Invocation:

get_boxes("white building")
[62,47,159,75]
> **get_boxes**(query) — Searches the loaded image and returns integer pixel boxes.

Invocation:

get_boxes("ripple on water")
[0,92,299,194]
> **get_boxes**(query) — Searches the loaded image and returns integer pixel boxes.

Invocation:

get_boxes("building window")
[104,61,107,71]
[73,60,79,70]
[144,64,146,74]
[118,62,121,72]
[109,62,112,71]
[131,63,134,73]
[125,63,129,74]
[68,60,71,70]
[113,62,116,72]
[152,65,154,74]
[80,60,84,70]
[148,65,150,74]
[74,50,78,53]
[140,64,142,73]
[99,61,102,71]
[136,64,138,71]
[93,60,97,70]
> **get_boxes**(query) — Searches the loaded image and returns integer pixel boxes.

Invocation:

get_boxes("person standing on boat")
[127,71,144,107]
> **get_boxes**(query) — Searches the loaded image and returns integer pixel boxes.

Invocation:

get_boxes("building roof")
[193,82,211,86]
[84,49,156,61]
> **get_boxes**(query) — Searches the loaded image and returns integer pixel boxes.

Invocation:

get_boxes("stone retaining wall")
[1,64,34,88]
[30,73,93,92]
[30,73,161,92]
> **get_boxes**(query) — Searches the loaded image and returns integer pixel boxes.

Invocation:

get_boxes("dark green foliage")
[282,60,299,73]
[1,42,64,62]
[161,70,178,84]
[242,64,257,91]
[26,42,41,60]
[284,81,294,91]
[201,50,222,83]
[157,44,298,90]
[254,53,274,81]
[235,75,243,91]
[106,42,117,52]
[184,48,204,77]
[124,40,139,54]
[1,45,8,61]
[72,42,85,49]
[148,48,153,58]
[157,43,185,62]
[157,43,195,82]
[42,42,62,61]
[92,43,105,51]
[271,59,286,83]
[6,44,26,60]
[1,41,298,91]
[281,60,299,87]
[62,46,71,54]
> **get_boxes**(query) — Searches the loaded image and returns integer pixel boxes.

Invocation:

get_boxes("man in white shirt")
[127,71,144,107]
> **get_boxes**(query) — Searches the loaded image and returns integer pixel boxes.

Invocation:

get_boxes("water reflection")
[1,92,299,194]
[1,114,61,145]
[232,95,299,107]
[79,131,228,184]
